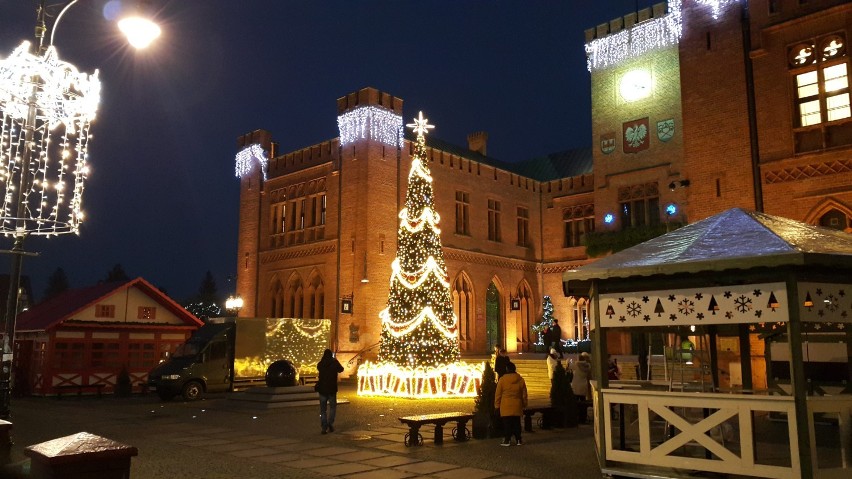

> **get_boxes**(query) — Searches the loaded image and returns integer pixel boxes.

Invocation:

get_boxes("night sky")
[0,0,642,304]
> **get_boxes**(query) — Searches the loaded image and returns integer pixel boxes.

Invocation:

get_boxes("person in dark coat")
[494,347,511,379]
[316,349,344,434]
[549,319,564,358]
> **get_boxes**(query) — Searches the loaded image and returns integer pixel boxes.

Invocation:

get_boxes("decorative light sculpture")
[0,41,100,236]
[0,0,159,420]
[357,112,482,398]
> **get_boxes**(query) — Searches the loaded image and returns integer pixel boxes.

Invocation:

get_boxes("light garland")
[585,0,682,72]
[234,143,268,180]
[379,305,456,338]
[585,0,743,72]
[390,256,450,290]
[399,206,440,234]
[357,360,482,398]
[0,41,100,236]
[337,105,403,147]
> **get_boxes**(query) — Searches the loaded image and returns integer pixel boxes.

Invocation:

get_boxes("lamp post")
[0,0,160,420]
[225,295,244,317]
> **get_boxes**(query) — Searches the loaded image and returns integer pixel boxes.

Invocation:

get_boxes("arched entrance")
[485,282,501,352]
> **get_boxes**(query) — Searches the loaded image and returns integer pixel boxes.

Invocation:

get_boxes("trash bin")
[24,432,138,479]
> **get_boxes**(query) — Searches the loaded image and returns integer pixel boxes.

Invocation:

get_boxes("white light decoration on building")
[0,41,100,236]
[585,0,742,71]
[620,69,654,101]
[234,143,268,180]
[585,0,683,72]
[337,105,403,147]
[696,0,740,20]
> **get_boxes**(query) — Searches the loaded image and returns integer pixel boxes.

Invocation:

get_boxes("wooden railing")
[599,387,799,478]
[593,385,852,479]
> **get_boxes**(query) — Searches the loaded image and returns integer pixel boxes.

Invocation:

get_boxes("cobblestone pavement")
[1,382,604,479]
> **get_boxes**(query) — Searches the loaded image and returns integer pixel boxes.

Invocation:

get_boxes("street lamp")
[0,0,160,420]
[225,295,244,316]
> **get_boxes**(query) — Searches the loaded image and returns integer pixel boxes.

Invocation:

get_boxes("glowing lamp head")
[666,203,677,216]
[604,213,615,224]
[620,69,653,102]
[118,16,161,49]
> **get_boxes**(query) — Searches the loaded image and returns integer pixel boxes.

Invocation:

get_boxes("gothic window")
[452,274,474,351]
[516,206,529,247]
[618,183,660,229]
[563,204,595,247]
[516,283,532,347]
[455,191,470,235]
[488,199,502,242]
[790,34,850,127]
[819,208,851,231]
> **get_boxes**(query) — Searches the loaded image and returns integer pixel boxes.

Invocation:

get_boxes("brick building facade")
[235,0,850,367]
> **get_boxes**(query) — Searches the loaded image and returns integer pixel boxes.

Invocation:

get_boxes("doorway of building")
[485,282,501,352]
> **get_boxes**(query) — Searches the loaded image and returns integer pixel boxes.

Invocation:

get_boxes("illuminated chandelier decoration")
[0,41,100,236]
[357,111,482,398]
[337,105,403,147]
[585,0,741,72]
[234,143,268,180]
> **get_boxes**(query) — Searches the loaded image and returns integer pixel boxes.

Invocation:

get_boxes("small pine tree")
[115,366,132,397]
[473,362,498,438]
[104,264,130,282]
[531,295,556,345]
[43,267,70,301]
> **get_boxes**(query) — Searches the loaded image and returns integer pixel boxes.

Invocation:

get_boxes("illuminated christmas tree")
[358,112,480,398]
[379,112,460,367]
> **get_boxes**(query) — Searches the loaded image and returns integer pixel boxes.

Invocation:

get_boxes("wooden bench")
[55,383,105,399]
[397,412,474,446]
[523,404,555,432]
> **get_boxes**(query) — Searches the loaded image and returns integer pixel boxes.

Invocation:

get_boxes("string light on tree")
[357,111,481,398]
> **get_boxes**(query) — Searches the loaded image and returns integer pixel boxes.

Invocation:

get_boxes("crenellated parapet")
[337,87,404,148]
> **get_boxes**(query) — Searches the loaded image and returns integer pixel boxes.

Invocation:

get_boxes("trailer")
[148,317,331,401]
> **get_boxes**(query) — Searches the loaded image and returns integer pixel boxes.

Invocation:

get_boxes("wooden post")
[785,275,813,478]
[590,280,608,466]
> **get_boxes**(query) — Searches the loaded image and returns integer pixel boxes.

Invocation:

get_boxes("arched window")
[452,273,474,352]
[270,279,285,317]
[819,208,850,231]
[286,274,304,318]
[305,272,324,319]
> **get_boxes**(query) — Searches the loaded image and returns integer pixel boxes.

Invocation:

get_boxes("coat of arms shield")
[657,118,675,142]
[600,132,616,154]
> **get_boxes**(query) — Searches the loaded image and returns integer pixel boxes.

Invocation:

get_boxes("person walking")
[316,348,344,434]
[571,352,592,399]
[494,347,511,379]
[494,362,528,446]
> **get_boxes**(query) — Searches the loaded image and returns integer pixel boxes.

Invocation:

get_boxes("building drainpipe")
[741,1,764,212]
[334,142,343,354]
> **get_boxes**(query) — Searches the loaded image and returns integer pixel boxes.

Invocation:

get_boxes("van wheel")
[182,380,203,401]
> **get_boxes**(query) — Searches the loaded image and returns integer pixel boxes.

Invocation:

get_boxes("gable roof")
[564,208,852,282]
[16,277,203,332]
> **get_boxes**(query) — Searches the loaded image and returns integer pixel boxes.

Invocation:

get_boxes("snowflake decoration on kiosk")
[357,112,482,398]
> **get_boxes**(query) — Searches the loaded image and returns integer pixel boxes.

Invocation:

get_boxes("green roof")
[407,130,592,182]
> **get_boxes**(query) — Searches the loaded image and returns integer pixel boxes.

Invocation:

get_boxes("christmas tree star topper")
[406,111,435,138]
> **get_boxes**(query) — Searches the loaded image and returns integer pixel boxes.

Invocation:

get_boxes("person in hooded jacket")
[494,361,528,446]
[546,348,560,380]
[316,349,344,434]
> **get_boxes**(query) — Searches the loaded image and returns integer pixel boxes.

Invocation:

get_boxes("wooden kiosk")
[563,209,852,479]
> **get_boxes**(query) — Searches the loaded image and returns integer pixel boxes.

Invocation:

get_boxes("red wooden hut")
[12,277,203,396]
